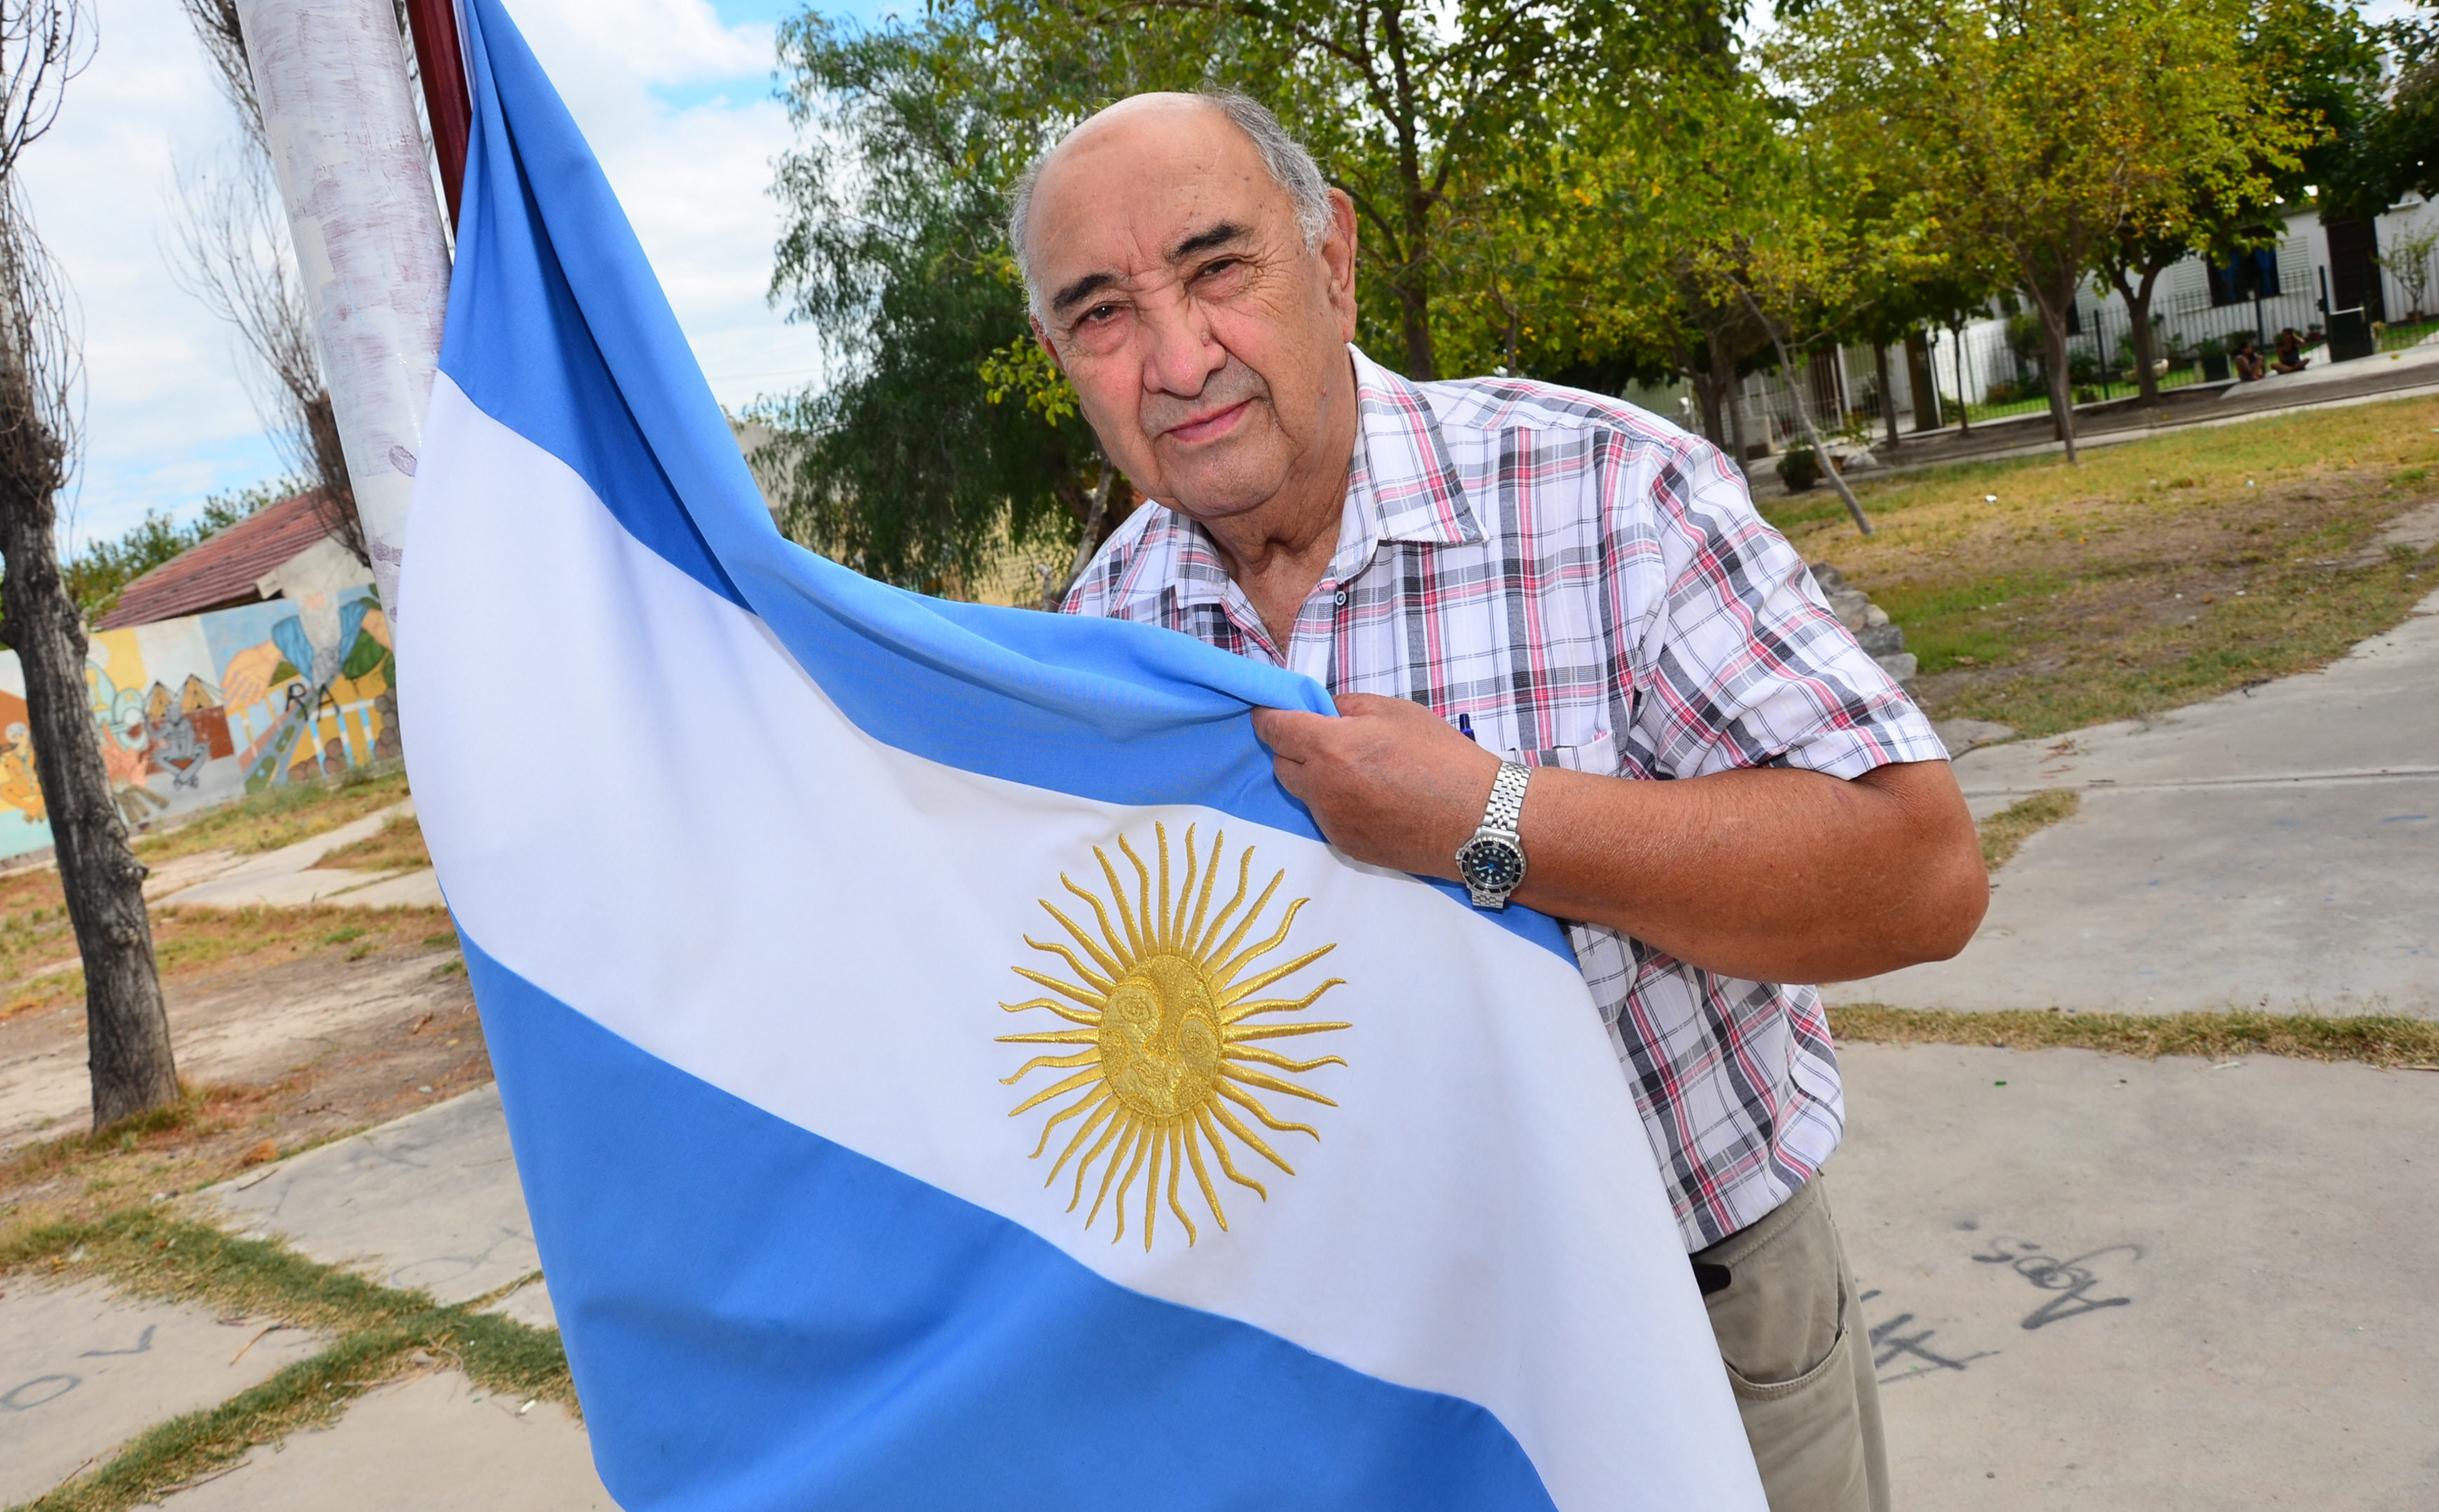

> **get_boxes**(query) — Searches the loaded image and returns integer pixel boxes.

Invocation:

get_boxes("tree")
[974,0,1663,381]
[167,0,366,567]
[57,481,289,623]
[762,13,1112,594]
[0,0,178,1127]
[1786,0,2295,462]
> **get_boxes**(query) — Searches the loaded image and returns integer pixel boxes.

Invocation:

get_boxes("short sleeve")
[1616,439,1948,781]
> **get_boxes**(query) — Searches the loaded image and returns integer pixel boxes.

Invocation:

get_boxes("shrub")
[1776,444,1820,493]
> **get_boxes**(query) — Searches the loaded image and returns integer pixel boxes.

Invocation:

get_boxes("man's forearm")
[1252,694,1989,986]
[1510,760,1987,983]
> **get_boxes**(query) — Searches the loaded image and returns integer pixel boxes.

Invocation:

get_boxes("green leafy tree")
[53,479,291,625]
[760,13,1110,595]
[1784,0,2301,462]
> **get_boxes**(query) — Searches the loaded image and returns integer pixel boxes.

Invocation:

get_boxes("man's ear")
[1031,317,1064,374]
[1321,188,1359,341]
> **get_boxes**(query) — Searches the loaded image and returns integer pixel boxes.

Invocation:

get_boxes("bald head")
[1013,88,1361,539]
[1010,92,1330,322]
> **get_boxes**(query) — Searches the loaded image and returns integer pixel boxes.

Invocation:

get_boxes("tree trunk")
[2033,296,2081,463]
[1904,329,1941,432]
[0,484,177,1128]
[1394,258,1433,381]
[303,387,369,566]
[1691,365,1725,449]
[1738,289,1872,535]
[1875,342,1899,449]
[1948,321,1972,435]
[1710,329,1748,473]
[2108,265,2166,410]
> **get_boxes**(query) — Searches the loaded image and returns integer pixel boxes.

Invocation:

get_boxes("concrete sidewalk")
[148,801,442,910]
[1830,588,2439,1016]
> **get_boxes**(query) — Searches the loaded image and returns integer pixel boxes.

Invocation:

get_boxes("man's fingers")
[1250,705,1333,760]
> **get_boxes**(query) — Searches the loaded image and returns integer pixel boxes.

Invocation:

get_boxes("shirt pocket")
[1502,728,1619,777]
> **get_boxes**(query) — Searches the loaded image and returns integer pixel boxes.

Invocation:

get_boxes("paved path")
[1831,588,2439,1015]
[149,801,442,910]
[1834,1042,2439,1510]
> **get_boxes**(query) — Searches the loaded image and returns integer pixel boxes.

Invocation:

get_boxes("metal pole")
[234,0,453,623]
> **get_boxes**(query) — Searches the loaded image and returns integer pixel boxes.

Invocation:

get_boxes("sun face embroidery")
[999,823,1349,1251]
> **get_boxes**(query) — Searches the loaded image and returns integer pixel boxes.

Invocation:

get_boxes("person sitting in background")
[2274,329,2310,373]
[2233,338,2266,381]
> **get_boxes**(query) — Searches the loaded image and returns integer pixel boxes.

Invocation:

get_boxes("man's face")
[1024,97,1358,526]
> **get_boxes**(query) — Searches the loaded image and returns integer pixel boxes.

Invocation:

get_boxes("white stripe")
[398,376,1762,1512]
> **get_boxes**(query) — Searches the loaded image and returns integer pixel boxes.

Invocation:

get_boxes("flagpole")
[233,0,454,623]
[402,0,473,230]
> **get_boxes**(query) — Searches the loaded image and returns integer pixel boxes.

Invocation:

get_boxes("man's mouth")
[1163,399,1253,446]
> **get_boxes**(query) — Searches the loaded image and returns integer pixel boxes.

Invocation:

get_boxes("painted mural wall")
[0,585,399,861]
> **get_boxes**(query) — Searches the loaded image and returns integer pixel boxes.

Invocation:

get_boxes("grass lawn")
[1765,394,2439,737]
[133,766,410,862]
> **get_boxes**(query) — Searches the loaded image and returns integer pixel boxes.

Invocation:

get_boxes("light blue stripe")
[465,931,1562,1511]
[443,0,1566,958]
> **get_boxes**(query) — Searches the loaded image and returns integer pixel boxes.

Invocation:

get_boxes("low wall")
[0,585,398,861]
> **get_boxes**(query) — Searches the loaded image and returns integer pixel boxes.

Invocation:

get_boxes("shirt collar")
[1102,345,1481,620]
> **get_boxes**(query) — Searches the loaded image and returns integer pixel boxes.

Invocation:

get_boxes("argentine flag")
[400,2,1765,1506]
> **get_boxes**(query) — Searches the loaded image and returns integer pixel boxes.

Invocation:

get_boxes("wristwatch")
[1455,761,1531,909]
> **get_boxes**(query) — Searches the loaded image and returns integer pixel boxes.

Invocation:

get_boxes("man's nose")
[1136,284,1223,397]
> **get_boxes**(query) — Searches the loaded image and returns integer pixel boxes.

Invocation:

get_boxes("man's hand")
[1251,695,1988,984]
[1251,694,1502,880]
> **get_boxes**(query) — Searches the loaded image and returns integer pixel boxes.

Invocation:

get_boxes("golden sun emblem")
[999,823,1349,1251]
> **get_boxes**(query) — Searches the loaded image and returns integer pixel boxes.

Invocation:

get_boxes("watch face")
[1457,836,1525,893]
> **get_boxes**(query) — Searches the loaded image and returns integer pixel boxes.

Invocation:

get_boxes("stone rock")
[1827,588,1872,632]
[1858,623,1907,658]
[1808,562,1847,592]
[1864,604,1891,628]
[1874,651,1918,682]
[1931,717,2018,755]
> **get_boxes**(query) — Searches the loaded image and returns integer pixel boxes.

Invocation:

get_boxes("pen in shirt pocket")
[1457,713,1476,742]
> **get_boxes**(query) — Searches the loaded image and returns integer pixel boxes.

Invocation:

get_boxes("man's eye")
[1079,304,1118,326]
[1197,258,1241,280]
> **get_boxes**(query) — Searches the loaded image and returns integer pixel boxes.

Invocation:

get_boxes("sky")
[24,0,904,553]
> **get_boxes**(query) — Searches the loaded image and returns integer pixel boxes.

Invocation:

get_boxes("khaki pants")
[1691,1173,1891,1512]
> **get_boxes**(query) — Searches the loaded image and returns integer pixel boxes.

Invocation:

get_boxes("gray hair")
[1007,91,1333,324]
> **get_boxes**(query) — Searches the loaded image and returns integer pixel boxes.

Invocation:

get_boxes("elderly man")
[1016,91,1986,1512]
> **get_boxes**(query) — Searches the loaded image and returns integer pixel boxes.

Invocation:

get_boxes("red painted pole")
[402,0,472,229]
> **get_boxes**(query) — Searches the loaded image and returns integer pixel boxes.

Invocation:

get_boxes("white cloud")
[22,0,827,551]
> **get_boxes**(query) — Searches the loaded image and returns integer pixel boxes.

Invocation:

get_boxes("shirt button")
[1333,590,1349,607]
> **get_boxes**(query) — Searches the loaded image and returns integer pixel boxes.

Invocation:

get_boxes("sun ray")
[1116,835,1156,957]
[1106,1122,1153,1244]
[1208,1099,1297,1175]
[998,1028,1100,1046]
[1093,847,1144,957]
[1063,1103,1128,1206]
[1225,1045,1349,1075]
[1000,996,1102,1027]
[1224,979,1347,1023]
[1004,827,1349,1249]
[1194,844,1256,959]
[1220,942,1337,1003]
[1170,825,1201,949]
[1181,1119,1227,1229]
[1007,1066,1104,1116]
[1032,1087,1111,1160]
[1086,1120,1139,1228]
[1142,1122,1165,1250]
[1045,1091,1117,1173]
[1207,869,1286,971]
[1059,877,1134,967]
[1182,828,1224,953]
[1153,823,1172,950]
[997,1049,1102,1084]
[1197,1106,1269,1198]
[1229,1020,1353,1042]
[1023,934,1111,994]
[1217,1078,1323,1134]
[1214,898,1312,988]
[1224,1063,1340,1107]
[1009,965,1107,1012]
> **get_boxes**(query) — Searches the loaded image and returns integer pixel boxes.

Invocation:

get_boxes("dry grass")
[308,813,430,874]
[132,767,409,863]
[1831,1004,2439,1067]
[0,904,449,1023]
[1764,394,2439,737]
[1976,789,2080,870]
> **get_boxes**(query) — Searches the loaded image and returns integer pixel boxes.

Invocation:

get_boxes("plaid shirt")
[1063,347,1946,1249]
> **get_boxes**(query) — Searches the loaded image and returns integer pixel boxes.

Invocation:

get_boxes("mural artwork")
[0,586,399,861]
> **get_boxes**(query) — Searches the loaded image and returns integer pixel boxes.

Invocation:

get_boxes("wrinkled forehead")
[1026,101,1294,287]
